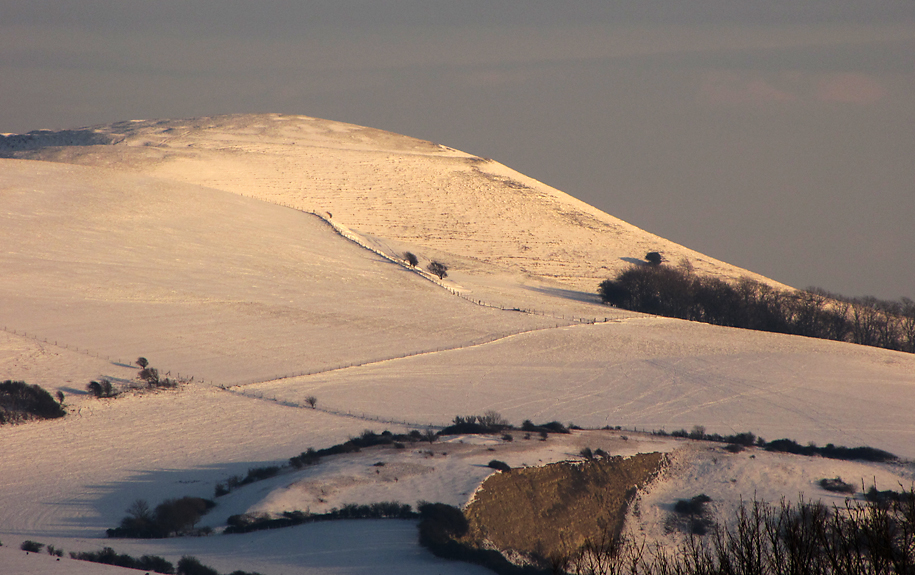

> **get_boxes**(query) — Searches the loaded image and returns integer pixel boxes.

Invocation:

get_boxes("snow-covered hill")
[1,114,913,574]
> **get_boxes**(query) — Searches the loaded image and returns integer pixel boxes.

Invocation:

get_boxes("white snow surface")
[2,113,914,574]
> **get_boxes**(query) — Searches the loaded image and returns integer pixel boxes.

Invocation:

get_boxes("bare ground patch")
[461,452,666,562]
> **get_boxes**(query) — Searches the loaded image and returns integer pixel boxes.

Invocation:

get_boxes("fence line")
[0,325,209,386]
[235,195,615,327]
[221,385,442,430]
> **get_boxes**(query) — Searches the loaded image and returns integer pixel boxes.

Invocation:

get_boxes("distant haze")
[2,1,913,299]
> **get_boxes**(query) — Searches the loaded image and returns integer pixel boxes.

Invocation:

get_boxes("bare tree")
[305,395,317,408]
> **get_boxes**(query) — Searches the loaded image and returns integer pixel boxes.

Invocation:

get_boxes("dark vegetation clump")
[176,556,263,575]
[137,358,180,389]
[214,465,281,497]
[819,477,858,494]
[107,497,216,538]
[670,494,714,535]
[289,429,427,469]
[224,502,416,534]
[403,251,418,267]
[177,556,219,575]
[416,502,528,574]
[20,540,44,553]
[427,260,448,279]
[488,460,511,473]
[764,438,897,462]
[0,380,65,424]
[599,264,915,353]
[520,419,570,435]
[71,547,175,574]
[87,379,116,398]
[664,426,897,463]
[440,412,510,435]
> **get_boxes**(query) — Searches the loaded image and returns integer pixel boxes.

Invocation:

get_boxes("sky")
[2,1,913,300]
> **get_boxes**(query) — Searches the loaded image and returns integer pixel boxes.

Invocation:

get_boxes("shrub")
[672,494,714,535]
[289,448,319,469]
[674,494,712,516]
[427,261,448,279]
[488,460,511,473]
[520,420,569,435]
[418,502,469,547]
[21,540,44,552]
[304,395,317,408]
[0,381,65,423]
[819,477,857,494]
[87,379,115,398]
[108,496,215,538]
[645,251,662,266]
[46,544,63,557]
[71,548,175,574]
[177,556,218,575]
[403,251,418,267]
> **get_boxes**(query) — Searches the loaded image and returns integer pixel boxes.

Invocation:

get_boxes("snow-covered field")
[1,114,913,574]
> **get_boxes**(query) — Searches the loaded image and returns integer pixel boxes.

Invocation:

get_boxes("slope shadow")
[523,285,603,305]
[55,461,282,537]
[620,257,648,266]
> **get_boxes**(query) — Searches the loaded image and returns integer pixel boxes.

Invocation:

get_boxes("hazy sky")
[2,1,913,299]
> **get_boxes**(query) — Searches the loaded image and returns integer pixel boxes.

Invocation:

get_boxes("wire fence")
[237,196,616,326]
[0,326,209,386]
[221,385,443,430]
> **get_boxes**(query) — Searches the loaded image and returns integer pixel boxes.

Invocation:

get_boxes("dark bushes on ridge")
[664,426,897,463]
[599,264,915,353]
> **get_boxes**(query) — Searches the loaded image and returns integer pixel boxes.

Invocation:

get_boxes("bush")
[440,413,509,435]
[71,548,175,574]
[645,251,662,266]
[0,381,65,423]
[427,261,448,279]
[21,540,44,552]
[87,379,115,398]
[820,477,857,494]
[403,251,418,267]
[224,502,416,534]
[418,502,469,547]
[672,494,714,535]
[177,556,219,575]
[488,460,511,473]
[108,497,215,538]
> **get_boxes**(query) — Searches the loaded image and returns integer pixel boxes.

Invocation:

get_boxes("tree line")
[599,263,915,353]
